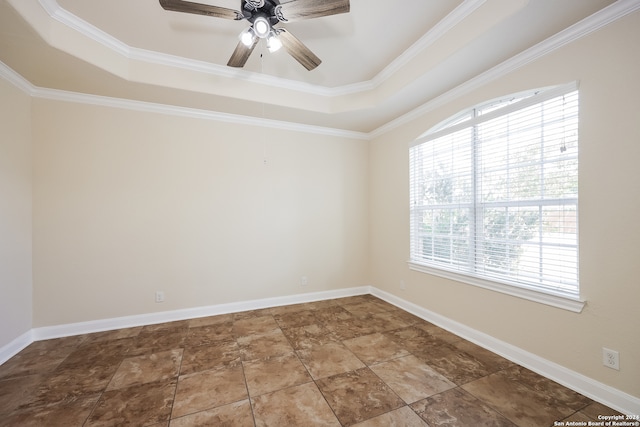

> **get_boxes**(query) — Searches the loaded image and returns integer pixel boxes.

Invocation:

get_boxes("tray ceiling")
[0,0,626,134]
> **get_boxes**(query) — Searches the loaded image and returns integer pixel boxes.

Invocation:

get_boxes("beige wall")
[369,11,640,397]
[32,101,369,326]
[0,78,33,347]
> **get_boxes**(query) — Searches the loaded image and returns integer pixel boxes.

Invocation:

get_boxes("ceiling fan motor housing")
[243,0,281,27]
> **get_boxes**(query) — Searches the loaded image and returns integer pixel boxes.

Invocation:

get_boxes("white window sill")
[408,261,586,313]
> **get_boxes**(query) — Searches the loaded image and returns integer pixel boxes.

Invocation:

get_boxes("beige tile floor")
[0,295,623,426]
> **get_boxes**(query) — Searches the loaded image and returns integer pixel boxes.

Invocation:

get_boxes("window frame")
[408,82,585,313]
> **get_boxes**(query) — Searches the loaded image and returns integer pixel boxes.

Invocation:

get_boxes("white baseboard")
[30,286,371,341]
[0,330,33,365]
[2,285,637,415]
[370,287,640,416]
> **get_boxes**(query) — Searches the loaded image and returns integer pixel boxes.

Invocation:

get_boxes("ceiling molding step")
[17,75,366,140]
[39,0,129,57]
[0,59,367,140]
[130,48,338,97]
[33,0,487,99]
[369,0,640,139]
[35,0,345,98]
[30,87,370,140]
[372,0,486,87]
[317,0,489,98]
[0,61,36,94]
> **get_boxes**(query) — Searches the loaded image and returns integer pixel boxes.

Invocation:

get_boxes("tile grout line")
[82,339,124,427]
[167,343,187,425]
[241,314,265,427]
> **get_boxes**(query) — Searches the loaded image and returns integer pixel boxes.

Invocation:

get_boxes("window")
[409,83,582,310]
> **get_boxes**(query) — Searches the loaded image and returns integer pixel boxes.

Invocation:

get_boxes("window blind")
[410,84,579,298]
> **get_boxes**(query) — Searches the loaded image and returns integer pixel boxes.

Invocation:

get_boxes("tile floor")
[0,295,624,426]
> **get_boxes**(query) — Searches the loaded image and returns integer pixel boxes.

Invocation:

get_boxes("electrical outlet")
[155,291,165,303]
[300,276,309,286]
[602,348,619,370]
[400,280,406,290]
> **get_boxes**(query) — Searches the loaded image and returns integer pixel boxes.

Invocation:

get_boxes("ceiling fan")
[159,0,350,71]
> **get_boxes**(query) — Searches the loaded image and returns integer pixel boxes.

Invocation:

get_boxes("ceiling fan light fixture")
[253,16,270,38]
[267,31,282,52]
[240,28,255,46]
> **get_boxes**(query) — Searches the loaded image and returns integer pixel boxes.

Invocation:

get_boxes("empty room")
[1,0,639,425]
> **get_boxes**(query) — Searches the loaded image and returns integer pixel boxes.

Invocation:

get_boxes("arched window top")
[420,86,559,138]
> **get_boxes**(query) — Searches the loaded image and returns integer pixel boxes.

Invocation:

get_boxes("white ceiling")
[0,0,624,134]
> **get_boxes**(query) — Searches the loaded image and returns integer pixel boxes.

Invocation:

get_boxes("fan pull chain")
[260,53,268,167]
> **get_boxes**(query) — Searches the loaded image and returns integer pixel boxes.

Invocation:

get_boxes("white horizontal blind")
[410,86,579,298]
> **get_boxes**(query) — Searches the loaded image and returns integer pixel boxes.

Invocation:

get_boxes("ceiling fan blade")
[227,37,259,68]
[159,0,244,20]
[275,0,350,23]
[277,29,321,71]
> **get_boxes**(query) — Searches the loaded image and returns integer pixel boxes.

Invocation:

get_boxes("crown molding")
[0,60,368,140]
[372,0,486,87]
[0,61,35,94]
[369,0,640,138]
[321,0,487,97]
[33,86,370,140]
[39,0,127,56]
